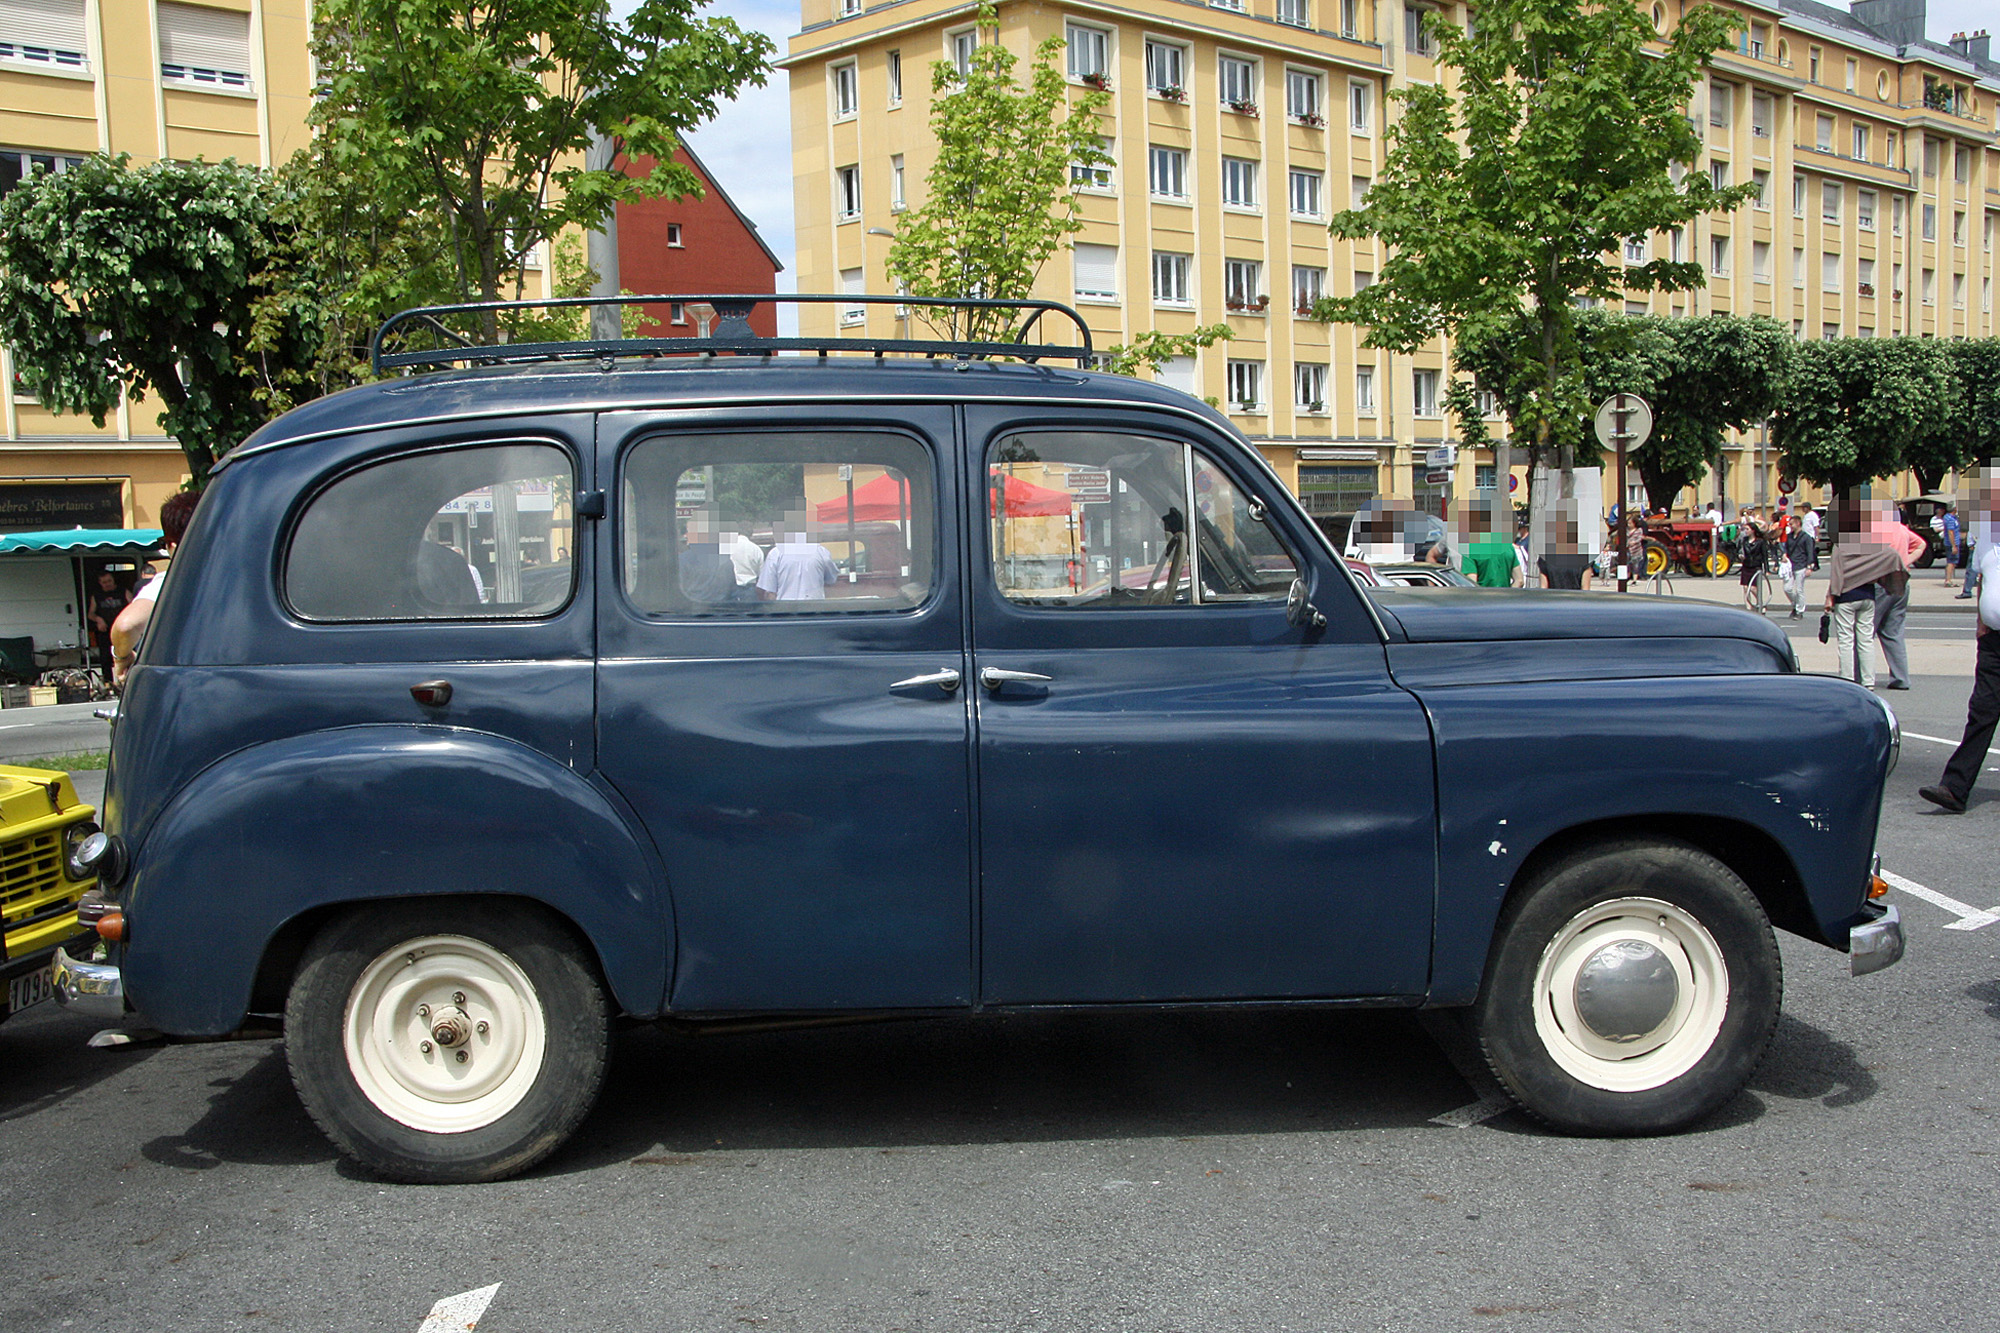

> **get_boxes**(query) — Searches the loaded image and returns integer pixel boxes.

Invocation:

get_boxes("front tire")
[1473,841,1780,1135]
[1703,550,1733,578]
[285,900,610,1183]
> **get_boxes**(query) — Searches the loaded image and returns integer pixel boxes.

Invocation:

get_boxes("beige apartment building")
[784,0,2000,518]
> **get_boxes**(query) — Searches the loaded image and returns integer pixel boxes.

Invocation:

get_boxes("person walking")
[1940,500,1964,589]
[1823,531,1902,688]
[1736,517,1769,613]
[1920,471,2000,813]
[1868,501,1927,691]
[1783,519,1816,619]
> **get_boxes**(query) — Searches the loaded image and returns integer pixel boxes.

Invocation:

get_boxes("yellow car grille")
[1,831,79,959]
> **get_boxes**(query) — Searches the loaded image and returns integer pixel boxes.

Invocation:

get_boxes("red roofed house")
[616,145,784,339]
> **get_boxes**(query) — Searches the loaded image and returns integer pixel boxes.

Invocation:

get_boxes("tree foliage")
[309,0,771,339]
[1774,338,1956,493]
[0,155,314,489]
[1317,0,1750,459]
[1904,340,2000,493]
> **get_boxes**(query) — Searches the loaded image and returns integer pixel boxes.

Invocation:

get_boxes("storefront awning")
[0,528,165,556]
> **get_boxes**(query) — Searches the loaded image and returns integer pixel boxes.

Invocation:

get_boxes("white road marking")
[1430,1094,1514,1129]
[417,1283,500,1333]
[1901,731,2000,772]
[1882,870,2000,932]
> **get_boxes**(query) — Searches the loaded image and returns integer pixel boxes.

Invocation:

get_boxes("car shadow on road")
[138,1039,338,1171]
[0,1010,158,1124]
[551,1007,1474,1175]
[1744,1011,1877,1111]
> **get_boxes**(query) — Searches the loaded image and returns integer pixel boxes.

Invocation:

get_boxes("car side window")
[987,431,1296,608]
[285,442,575,621]
[621,432,936,616]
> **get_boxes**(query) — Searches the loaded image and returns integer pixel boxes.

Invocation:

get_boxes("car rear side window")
[621,432,937,616]
[286,443,576,621]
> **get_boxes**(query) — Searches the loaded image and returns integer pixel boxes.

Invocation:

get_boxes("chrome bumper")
[52,946,124,1018]
[1850,904,1905,977]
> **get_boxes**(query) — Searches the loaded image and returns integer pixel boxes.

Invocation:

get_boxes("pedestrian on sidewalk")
[1736,517,1769,613]
[1867,500,1926,691]
[1921,467,2000,813]
[1941,500,1963,588]
[1783,519,1816,619]
[1824,528,1902,688]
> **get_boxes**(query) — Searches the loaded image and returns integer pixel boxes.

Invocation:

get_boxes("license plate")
[8,962,54,1015]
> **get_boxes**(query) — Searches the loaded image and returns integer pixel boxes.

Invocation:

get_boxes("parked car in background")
[1372,562,1476,588]
[60,295,1904,1184]
[2,763,99,1021]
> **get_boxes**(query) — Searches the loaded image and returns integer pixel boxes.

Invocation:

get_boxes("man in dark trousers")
[1921,466,2000,813]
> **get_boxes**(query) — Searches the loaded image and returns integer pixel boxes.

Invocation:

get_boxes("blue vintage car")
[57,297,1903,1182]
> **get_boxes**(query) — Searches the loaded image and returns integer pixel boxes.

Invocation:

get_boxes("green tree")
[1317,0,1750,467]
[1904,339,2000,494]
[309,0,771,340]
[0,155,314,490]
[1774,337,1955,494]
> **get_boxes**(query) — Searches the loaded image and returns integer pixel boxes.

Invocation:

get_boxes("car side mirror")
[1286,577,1326,632]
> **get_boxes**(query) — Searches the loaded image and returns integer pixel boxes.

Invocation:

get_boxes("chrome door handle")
[979,667,1052,691]
[890,668,961,693]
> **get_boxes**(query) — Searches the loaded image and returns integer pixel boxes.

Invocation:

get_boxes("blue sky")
[679,0,1996,297]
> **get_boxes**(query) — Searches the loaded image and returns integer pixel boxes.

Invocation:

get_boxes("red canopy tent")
[812,471,1075,523]
[986,472,1074,517]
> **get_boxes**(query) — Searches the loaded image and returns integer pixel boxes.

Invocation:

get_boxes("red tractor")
[1636,518,1733,577]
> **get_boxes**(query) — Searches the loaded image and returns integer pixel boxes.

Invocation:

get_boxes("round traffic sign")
[1593,394,1654,450]
[1778,475,1796,495]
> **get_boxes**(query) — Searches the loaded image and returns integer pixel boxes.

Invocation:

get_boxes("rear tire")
[1473,841,1780,1135]
[285,899,610,1183]
[1703,550,1733,578]
[1643,543,1671,578]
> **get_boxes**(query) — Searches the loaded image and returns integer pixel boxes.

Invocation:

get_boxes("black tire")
[285,899,610,1183]
[1472,840,1781,1136]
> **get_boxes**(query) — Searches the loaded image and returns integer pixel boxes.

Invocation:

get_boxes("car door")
[594,407,974,1012]
[967,410,1438,1004]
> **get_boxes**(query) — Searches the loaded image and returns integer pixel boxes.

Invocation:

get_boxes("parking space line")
[1901,732,2000,773]
[417,1283,500,1333]
[1882,870,2000,932]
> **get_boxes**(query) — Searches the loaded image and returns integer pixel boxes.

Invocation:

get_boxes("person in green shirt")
[1459,507,1524,587]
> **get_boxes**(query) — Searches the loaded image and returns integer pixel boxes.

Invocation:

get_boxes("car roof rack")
[369,294,1096,375]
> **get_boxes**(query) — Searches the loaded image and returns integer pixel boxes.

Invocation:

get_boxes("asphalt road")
[3,615,1996,1332]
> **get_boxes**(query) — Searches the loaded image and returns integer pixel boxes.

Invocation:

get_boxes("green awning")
[0,528,165,555]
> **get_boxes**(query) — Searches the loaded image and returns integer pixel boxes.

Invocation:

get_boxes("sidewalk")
[1638,564,1976,612]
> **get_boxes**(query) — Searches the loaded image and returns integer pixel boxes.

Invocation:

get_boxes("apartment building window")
[1293,265,1325,312]
[1844,58,1857,92]
[887,50,901,106]
[1222,157,1259,209]
[1823,323,1842,339]
[1922,138,1938,178]
[1276,0,1310,29]
[158,2,252,90]
[1073,243,1118,300]
[1411,369,1439,417]
[832,61,859,119]
[840,268,865,325]
[949,28,977,78]
[1792,247,1804,289]
[1954,146,1970,184]
[1152,251,1191,305]
[1071,137,1113,190]
[1289,169,1323,218]
[1295,363,1328,412]
[1709,160,1729,190]
[1227,361,1264,412]
[1892,196,1905,236]
[1709,81,1732,129]
[1225,259,1264,309]
[1355,366,1376,413]
[1668,227,1685,262]
[1747,22,1768,57]
[1213,0,1245,12]
[1922,204,1936,240]
[1892,263,1903,299]
[0,0,87,70]
[1751,169,1769,209]
[1807,47,1820,83]
[1985,277,1993,313]
[1822,253,1840,291]
[1822,181,1840,224]
[1287,69,1323,123]
[1351,175,1371,210]
[1815,114,1833,153]
[1752,241,1770,282]
[1709,236,1729,275]
[1751,92,1772,138]
[836,165,862,220]
[1149,147,1188,200]
[1340,0,1360,36]
[890,155,906,210]
[1922,268,1935,305]
[1219,55,1257,110]
[1953,210,1966,246]
[1792,177,1805,218]
[1066,23,1109,81]
[666,223,683,248]
[1988,216,1996,253]
[1624,236,1648,265]
[1858,257,1875,292]
[1145,39,1187,96]
[1953,273,1966,309]
[0,148,82,199]
[1885,130,1898,166]
[1354,270,1374,292]
[1857,190,1875,230]
[1349,80,1373,132]
[840,0,860,16]
[1404,5,1433,57]
[1852,124,1869,160]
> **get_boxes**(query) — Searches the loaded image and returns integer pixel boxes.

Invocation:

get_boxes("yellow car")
[0,764,99,1021]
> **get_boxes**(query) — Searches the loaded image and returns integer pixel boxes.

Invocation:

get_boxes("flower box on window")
[1292,111,1324,128]
[1154,84,1186,103]
[1226,98,1260,117]
[1226,295,1270,313]
[1081,71,1110,91]
[1857,282,1875,297]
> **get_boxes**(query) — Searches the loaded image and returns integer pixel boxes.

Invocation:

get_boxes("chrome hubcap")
[1573,940,1680,1043]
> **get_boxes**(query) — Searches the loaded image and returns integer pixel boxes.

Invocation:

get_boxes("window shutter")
[1073,243,1117,298]
[1157,357,1196,395]
[157,2,252,88]
[0,0,87,66]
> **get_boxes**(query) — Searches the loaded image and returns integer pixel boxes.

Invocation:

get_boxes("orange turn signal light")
[95,911,124,943]
[1868,875,1889,901]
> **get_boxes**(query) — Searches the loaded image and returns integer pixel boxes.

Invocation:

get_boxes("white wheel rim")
[1531,896,1729,1093]
[342,934,547,1134]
